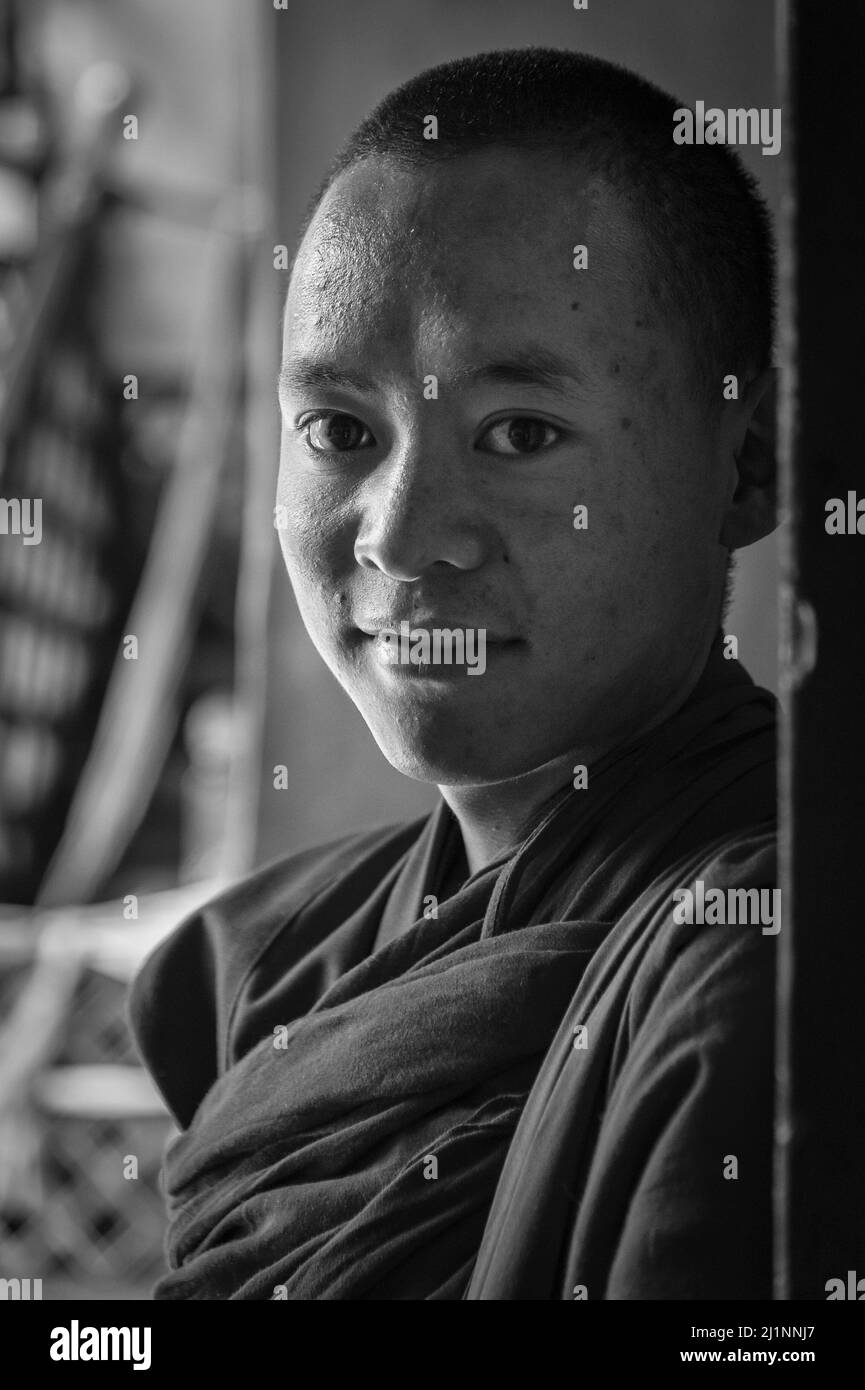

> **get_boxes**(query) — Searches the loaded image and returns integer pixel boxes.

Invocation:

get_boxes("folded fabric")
[129,643,777,1299]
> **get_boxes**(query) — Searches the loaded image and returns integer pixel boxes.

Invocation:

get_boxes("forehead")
[284,150,661,382]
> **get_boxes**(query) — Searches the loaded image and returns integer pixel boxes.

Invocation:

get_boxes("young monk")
[130,48,778,1300]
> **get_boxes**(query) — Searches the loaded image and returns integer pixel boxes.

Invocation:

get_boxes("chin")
[377,746,517,786]
[363,713,537,787]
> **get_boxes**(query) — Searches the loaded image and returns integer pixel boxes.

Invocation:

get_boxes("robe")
[128,643,777,1300]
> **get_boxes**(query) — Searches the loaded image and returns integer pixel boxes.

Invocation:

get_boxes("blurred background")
[0,0,781,1299]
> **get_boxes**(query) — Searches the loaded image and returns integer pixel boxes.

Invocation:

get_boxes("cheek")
[275,491,351,656]
[609,383,709,535]
[276,457,353,588]
[516,429,685,627]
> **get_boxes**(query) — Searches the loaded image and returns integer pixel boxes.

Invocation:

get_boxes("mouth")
[353,621,525,681]
[355,619,520,644]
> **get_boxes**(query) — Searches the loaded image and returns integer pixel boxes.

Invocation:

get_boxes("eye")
[477,417,562,456]
[299,412,375,454]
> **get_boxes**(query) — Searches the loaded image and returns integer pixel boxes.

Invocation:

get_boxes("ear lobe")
[718,366,778,550]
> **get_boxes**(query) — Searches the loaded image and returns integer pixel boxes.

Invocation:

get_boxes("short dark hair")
[299,47,776,410]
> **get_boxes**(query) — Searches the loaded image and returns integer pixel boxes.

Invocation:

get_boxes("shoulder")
[127,820,423,1126]
[598,829,778,1296]
[607,826,778,1090]
[628,826,778,1033]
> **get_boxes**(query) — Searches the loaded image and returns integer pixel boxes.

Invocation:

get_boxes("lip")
[369,646,521,679]
[356,620,520,644]
[358,624,525,681]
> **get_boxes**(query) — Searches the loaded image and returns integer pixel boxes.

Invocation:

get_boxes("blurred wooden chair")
[0,880,219,1290]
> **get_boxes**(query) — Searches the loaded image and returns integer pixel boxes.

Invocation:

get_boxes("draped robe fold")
[128,648,777,1300]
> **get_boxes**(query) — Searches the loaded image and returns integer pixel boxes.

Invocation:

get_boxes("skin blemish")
[610,360,621,375]
[570,300,580,310]
[620,417,632,430]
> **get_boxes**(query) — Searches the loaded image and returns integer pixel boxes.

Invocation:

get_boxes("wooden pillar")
[775,0,865,1300]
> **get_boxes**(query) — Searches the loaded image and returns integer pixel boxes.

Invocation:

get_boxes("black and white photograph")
[0,0,861,1360]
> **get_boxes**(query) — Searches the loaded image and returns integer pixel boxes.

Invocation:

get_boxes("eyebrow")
[278,361,376,395]
[278,344,586,398]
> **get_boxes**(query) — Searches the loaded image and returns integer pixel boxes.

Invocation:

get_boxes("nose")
[353,433,490,580]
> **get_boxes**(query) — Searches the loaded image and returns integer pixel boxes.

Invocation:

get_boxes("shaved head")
[275,147,765,784]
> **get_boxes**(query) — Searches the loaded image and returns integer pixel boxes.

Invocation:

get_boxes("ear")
[718,366,777,550]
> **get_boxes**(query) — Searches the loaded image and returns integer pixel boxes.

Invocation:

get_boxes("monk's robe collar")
[377,632,772,948]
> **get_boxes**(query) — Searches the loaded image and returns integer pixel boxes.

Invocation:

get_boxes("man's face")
[276,148,731,785]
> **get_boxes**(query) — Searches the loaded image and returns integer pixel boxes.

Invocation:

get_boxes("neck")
[439,636,732,876]
[439,751,578,876]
